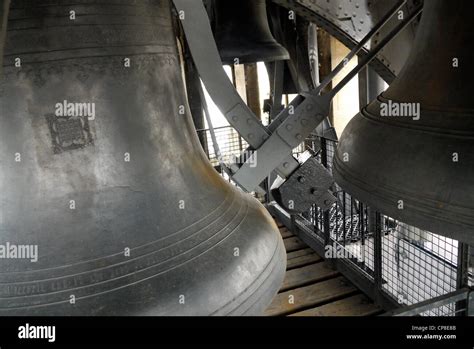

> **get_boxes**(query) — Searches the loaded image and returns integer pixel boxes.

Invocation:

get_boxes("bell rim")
[333,155,474,243]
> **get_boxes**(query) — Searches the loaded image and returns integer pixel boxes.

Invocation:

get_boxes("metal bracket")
[272,156,337,213]
[232,92,331,190]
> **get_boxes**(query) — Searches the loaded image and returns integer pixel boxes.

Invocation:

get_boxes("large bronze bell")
[213,0,290,65]
[0,0,286,315]
[334,0,474,243]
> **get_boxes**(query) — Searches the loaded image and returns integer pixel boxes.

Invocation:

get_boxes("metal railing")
[197,125,472,316]
[196,125,249,168]
[274,136,472,316]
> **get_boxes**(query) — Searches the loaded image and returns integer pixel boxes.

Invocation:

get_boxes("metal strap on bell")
[213,0,290,65]
[334,0,474,243]
[0,0,286,315]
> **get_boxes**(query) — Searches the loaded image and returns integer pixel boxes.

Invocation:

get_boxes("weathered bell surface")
[334,0,474,243]
[213,0,290,65]
[0,0,286,315]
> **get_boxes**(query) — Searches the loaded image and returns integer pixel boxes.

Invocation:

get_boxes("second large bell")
[334,0,474,243]
[213,0,289,65]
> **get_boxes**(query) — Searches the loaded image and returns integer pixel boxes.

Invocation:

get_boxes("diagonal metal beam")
[172,0,300,188]
[233,3,423,191]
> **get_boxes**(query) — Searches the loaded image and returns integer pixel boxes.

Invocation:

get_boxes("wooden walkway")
[265,223,383,317]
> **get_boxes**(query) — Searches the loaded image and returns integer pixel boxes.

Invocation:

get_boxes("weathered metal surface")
[273,157,336,213]
[334,0,474,244]
[271,0,420,83]
[214,0,289,64]
[0,0,286,315]
[174,0,300,188]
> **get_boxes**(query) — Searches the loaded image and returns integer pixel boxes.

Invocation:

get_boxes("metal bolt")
[232,116,238,122]
[298,176,305,183]
[283,162,289,168]
[296,134,303,140]
[286,124,293,131]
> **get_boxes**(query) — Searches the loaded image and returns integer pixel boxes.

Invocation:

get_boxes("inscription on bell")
[46,114,93,154]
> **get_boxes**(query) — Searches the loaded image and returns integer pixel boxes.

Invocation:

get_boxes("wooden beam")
[287,248,315,260]
[330,36,359,137]
[233,64,247,104]
[281,262,337,291]
[244,63,261,120]
[283,236,307,252]
[286,252,322,270]
[289,294,382,317]
[279,226,294,239]
[317,27,333,124]
[265,276,357,316]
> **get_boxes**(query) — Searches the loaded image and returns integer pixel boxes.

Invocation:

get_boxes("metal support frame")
[456,243,470,315]
[198,79,234,180]
[268,202,400,311]
[173,0,421,193]
[173,0,300,187]
[182,43,209,155]
[270,200,474,316]
[384,288,471,316]
[373,212,383,303]
[233,2,422,191]
[271,61,285,119]
[267,130,472,316]
[271,0,420,83]
[321,137,331,244]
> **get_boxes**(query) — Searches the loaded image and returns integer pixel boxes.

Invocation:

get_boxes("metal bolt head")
[298,176,305,183]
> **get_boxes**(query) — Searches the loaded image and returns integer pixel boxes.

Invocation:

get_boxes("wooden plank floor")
[266,222,382,317]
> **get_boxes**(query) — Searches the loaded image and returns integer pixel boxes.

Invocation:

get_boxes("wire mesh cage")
[197,125,471,316]
[196,126,249,168]
[299,136,469,315]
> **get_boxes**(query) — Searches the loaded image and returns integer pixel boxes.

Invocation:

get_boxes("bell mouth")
[218,42,290,65]
[333,100,474,243]
[334,153,473,240]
